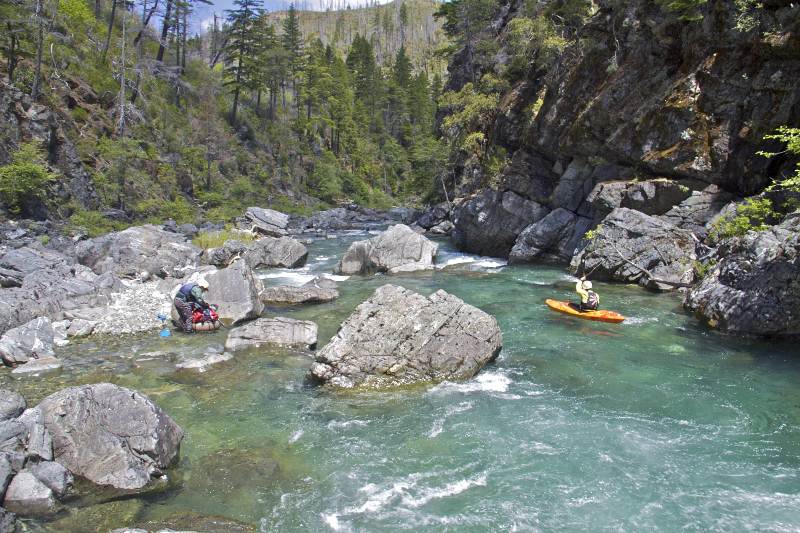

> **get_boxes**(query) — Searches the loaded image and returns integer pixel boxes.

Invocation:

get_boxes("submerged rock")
[310,284,502,388]
[260,276,339,305]
[35,383,184,490]
[334,224,438,275]
[0,317,55,366]
[75,225,201,279]
[684,215,800,337]
[225,318,318,351]
[11,357,62,375]
[571,208,696,291]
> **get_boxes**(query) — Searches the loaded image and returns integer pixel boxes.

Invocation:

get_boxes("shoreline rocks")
[334,224,438,275]
[310,284,502,388]
[260,276,339,305]
[684,214,800,337]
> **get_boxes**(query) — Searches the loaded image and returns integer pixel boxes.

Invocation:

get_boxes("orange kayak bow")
[545,299,625,324]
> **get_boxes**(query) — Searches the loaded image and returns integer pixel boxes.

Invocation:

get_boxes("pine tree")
[223,0,260,124]
[282,3,303,107]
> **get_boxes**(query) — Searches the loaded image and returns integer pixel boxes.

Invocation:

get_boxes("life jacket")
[177,283,197,300]
[586,290,599,309]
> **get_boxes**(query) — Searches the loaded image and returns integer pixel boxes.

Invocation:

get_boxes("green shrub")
[134,197,196,224]
[693,259,717,279]
[759,127,800,199]
[0,143,56,215]
[68,209,128,237]
[708,198,774,242]
[193,228,257,249]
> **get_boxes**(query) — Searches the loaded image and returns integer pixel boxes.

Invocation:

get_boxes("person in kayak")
[174,279,211,333]
[575,276,600,312]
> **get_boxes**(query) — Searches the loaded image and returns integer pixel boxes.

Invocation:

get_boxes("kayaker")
[174,279,211,333]
[575,276,600,312]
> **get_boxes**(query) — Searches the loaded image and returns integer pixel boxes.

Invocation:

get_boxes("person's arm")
[190,286,209,308]
[575,280,588,302]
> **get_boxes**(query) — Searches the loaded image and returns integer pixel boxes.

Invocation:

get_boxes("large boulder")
[334,224,438,275]
[309,285,502,388]
[509,208,593,264]
[243,237,308,269]
[586,178,696,223]
[75,225,201,279]
[204,261,264,325]
[451,189,550,257]
[34,383,184,490]
[245,207,290,237]
[224,318,318,351]
[571,208,696,291]
[0,317,55,366]
[260,276,339,305]
[684,215,800,337]
[0,246,121,335]
[660,184,738,238]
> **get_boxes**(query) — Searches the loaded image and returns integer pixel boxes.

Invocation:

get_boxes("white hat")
[583,280,593,290]
[197,279,210,290]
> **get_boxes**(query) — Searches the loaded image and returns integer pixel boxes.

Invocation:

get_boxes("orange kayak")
[545,299,625,324]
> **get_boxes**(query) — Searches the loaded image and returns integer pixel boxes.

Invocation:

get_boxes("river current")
[3,231,799,532]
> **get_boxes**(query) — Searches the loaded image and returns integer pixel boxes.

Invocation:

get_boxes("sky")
[195,0,394,32]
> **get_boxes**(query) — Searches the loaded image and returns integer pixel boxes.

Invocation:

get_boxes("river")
[3,231,799,532]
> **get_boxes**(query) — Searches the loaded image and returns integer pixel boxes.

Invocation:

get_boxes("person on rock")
[174,279,211,333]
[575,276,600,312]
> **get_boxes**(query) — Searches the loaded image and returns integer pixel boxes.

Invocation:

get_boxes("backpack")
[587,290,599,309]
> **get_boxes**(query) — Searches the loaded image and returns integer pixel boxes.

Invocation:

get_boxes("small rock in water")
[225,318,318,351]
[3,472,57,515]
[0,317,56,366]
[11,357,62,376]
[175,352,234,372]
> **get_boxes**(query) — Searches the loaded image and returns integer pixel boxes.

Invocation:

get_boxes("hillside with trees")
[0,0,447,234]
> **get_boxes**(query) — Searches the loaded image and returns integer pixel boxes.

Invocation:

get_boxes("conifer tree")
[282,3,303,106]
[223,0,260,124]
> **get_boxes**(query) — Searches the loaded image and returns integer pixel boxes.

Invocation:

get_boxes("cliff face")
[446,0,800,258]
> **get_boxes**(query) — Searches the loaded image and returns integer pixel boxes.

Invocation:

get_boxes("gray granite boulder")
[75,225,201,279]
[660,184,738,238]
[509,208,593,264]
[26,461,72,498]
[34,383,184,490]
[684,215,800,337]
[260,276,339,305]
[0,391,25,422]
[0,507,13,533]
[451,189,549,257]
[334,224,438,275]
[245,207,290,237]
[244,237,308,269]
[3,471,56,515]
[204,261,264,325]
[571,208,696,291]
[309,285,502,388]
[225,318,318,351]
[0,317,55,366]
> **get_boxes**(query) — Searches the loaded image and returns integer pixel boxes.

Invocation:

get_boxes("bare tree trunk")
[117,8,126,136]
[180,7,187,71]
[156,0,173,62]
[101,0,118,62]
[31,0,44,100]
[133,0,159,46]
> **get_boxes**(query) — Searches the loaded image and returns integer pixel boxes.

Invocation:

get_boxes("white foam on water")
[435,255,479,269]
[322,513,342,531]
[327,419,369,430]
[288,429,304,443]
[428,401,474,438]
[429,372,512,396]
[471,259,507,269]
[315,255,331,261]
[322,273,350,282]
[259,271,316,286]
[625,316,659,325]
[401,473,488,508]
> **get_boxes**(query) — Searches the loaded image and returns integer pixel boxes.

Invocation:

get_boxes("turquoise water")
[3,233,800,532]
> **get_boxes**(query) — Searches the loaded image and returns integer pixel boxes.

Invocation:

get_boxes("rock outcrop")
[75,225,201,279]
[684,215,800,337]
[224,317,318,351]
[334,224,438,275]
[260,276,339,305]
[570,208,697,291]
[309,285,502,388]
[509,208,592,264]
[0,245,121,335]
[204,236,308,269]
[35,383,184,490]
[245,207,290,237]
